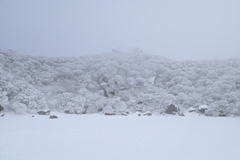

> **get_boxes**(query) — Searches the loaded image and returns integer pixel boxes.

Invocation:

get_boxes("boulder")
[49,115,58,119]
[82,109,87,114]
[64,110,74,114]
[165,104,178,114]
[135,111,142,116]
[37,109,50,115]
[121,112,128,116]
[143,111,152,116]
[136,109,143,112]
[179,113,185,116]
[198,105,208,113]
[218,110,227,117]
[0,113,4,117]
[188,107,197,113]
[0,105,4,111]
[105,113,116,116]
[121,111,130,116]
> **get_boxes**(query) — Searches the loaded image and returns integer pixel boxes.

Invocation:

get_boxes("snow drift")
[1,113,240,160]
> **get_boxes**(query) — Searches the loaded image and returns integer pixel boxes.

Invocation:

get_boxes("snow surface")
[1,113,240,160]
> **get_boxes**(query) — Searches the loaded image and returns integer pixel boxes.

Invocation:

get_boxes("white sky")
[0,0,239,61]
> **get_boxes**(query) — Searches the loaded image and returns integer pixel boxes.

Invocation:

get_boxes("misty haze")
[0,1,240,160]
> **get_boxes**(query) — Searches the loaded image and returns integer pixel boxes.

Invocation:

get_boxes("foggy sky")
[0,0,239,61]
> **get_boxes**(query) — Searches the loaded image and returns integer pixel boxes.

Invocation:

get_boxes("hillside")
[0,48,240,116]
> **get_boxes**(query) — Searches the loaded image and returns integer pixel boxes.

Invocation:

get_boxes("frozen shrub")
[204,109,214,116]
[165,104,178,115]
[1,49,240,116]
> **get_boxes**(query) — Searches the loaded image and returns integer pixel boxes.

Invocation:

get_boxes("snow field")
[1,113,240,160]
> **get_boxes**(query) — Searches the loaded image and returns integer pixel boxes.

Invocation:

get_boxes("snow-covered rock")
[121,111,130,116]
[64,110,74,114]
[218,110,227,117]
[198,105,208,113]
[143,111,152,116]
[37,109,50,115]
[188,107,197,113]
[178,113,185,116]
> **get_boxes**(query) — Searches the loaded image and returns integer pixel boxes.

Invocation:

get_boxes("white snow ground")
[1,113,240,160]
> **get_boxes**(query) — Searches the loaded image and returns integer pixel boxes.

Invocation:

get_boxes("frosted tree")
[0,48,239,116]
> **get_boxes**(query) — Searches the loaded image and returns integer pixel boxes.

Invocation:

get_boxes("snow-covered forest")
[1,48,240,116]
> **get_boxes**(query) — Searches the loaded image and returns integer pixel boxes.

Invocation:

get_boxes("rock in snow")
[64,110,74,114]
[37,109,51,115]
[49,115,58,119]
[121,112,129,116]
[105,112,116,116]
[179,113,185,116]
[143,111,152,116]
[198,105,208,113]
[218,110,227,117]
[188,107,197,113]
[0,105,4,112]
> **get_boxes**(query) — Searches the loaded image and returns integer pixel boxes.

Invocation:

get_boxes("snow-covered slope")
[0,48,240,116]
[1,114,240,160]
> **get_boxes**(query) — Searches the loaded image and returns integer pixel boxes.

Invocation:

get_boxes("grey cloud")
[0,0,239,60]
